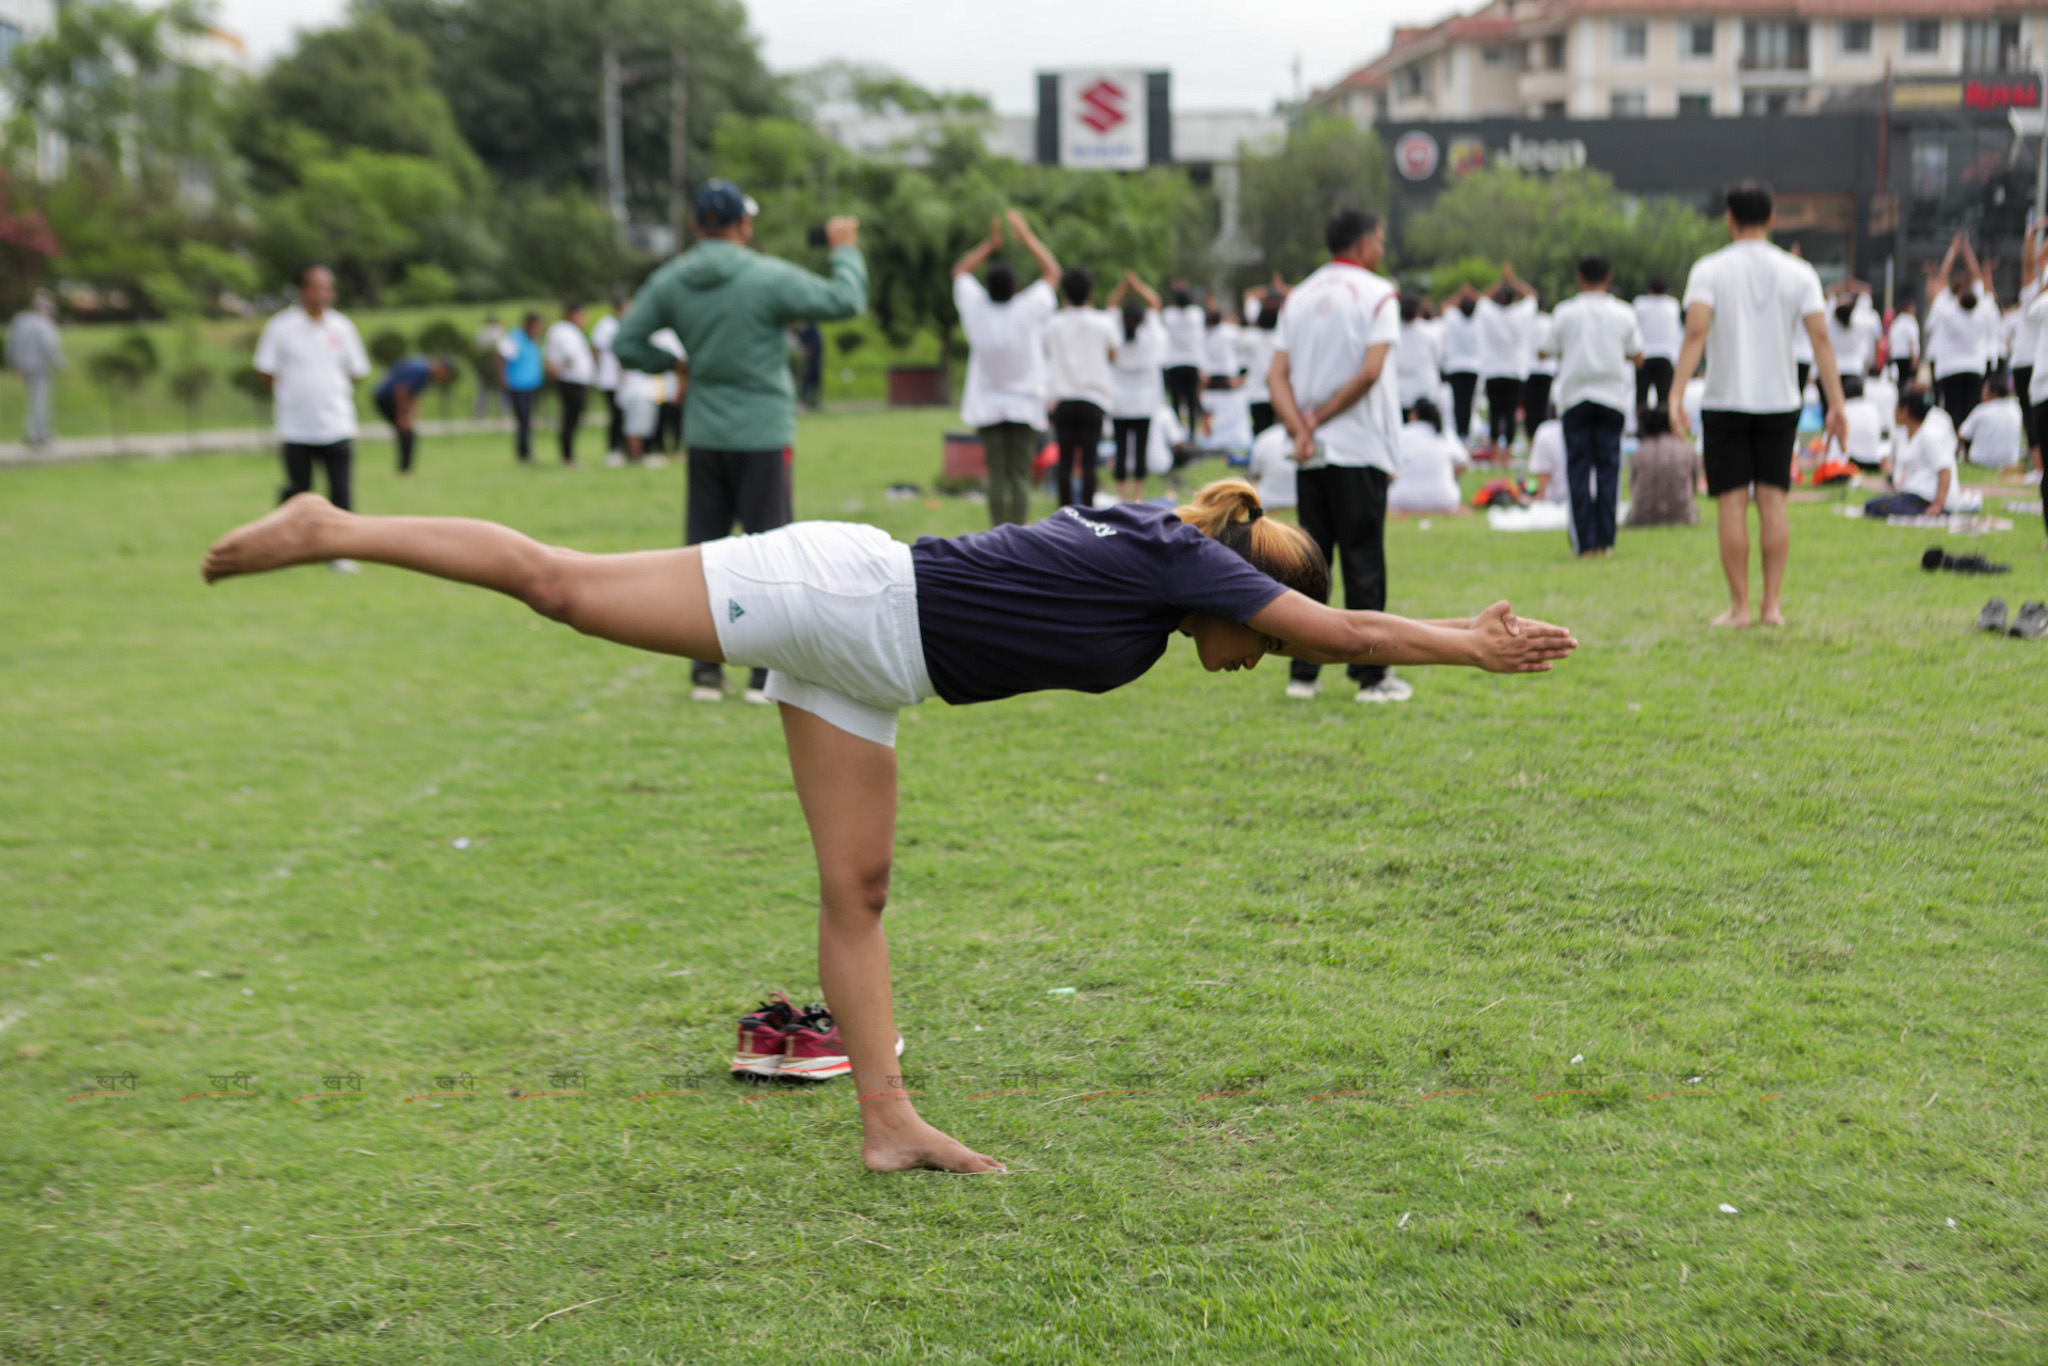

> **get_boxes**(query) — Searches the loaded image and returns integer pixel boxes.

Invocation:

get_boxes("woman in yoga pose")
[201,480,1577,1174]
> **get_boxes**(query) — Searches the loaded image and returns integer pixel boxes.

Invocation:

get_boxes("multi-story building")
[1315,2,2048,123]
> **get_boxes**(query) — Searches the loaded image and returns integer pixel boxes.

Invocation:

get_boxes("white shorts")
[698,522,935,747]
[622,393,659,439]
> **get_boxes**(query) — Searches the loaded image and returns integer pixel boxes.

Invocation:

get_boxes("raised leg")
[779,704,1004,1174]
[1713,487,1752,628]
[1754,485,1790,626]
[201,494,723,659]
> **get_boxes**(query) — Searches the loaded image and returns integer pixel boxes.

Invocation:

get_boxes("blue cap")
[694,178,759,227]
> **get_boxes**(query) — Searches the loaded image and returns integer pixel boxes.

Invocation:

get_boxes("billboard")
[1050,69,1150,170]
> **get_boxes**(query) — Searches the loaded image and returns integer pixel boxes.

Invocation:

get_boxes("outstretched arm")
[1123,271,1161,310]
[1250,594,1577,672]
[951,216,1003,281]
[1006,210,1060,285]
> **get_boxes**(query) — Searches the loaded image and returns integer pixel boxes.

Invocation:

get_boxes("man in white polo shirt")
[1546,253,1643,558]
[1269,206,1407,704]
[1671,180,1846,629]
[253,263,370,571]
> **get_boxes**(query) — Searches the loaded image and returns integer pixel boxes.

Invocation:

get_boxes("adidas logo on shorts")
[728,598,745,622]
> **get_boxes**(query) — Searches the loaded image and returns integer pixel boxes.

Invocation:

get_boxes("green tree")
[1402,166,1724,303]
[498,188,633,302]
[1238,116,1393,285]
[257,148,466,301]
[86,333,160,438]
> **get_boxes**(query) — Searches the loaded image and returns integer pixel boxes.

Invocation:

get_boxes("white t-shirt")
[544,320,596,385]
[1042,307,1120,410]
[1888,312,1921,366]
[1681,239,1825,414]
[1161,305,1206,368]
[1204,321,1242,378]
[1959,396,2026,468]
[1247,423,1298,510]
[1633,294,1684,362]
[1894,409,1959,502]
[1388,420,1467,512]
[1475,294,1537,381]
[1829,396,1882,463]
[1107,311,1167,419]
[1925,289,1999,379]
[1238,327,1277,403]
[253,304,370,445]
[1273,260,1403,472]
[1825,302,1881,376]
[590,314,622,391]
[1549,292,1644,416]
[1395,318,1443,410]
[1527,418,1568,501]
[1793,316,1814,366]
[617,328,685,408]
[1440,307,1481,374]
[956,275,1057,428]
[1862,374,1898,441]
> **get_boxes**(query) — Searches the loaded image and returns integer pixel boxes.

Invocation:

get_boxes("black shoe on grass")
[2010,601,2048,639]
[1978,599,2009,633]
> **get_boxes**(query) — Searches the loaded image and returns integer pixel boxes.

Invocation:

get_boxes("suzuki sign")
[1059,69,1149,169]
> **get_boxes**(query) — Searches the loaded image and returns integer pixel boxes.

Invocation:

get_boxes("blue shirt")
[375,356,434,401]
[909,503,1291,705]
[500,331,544,392]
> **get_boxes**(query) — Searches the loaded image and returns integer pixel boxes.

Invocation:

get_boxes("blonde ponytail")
[1175,479,1329,603]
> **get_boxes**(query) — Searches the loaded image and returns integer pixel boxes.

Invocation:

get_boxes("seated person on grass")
[1958,375,2026,475]
[1817,373,1883,477]
[1864,388,1956,519]
[1387,398,1471,516]
[1526,407,1568,504]
[1623,405,1705,527]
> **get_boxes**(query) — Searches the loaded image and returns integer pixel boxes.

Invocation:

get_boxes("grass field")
[4,414,2047,1363]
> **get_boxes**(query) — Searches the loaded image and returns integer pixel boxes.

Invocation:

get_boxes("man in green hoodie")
[613,178,869,702]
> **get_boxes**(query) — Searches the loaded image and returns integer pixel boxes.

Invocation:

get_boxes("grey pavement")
[0,417,523,469]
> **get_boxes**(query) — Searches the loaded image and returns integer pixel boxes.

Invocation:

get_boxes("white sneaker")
[1355,675,1415,704]
[690,685,722,703]
[644,455,669,469]
[742,687,772,706]
[603,451,626,468]
[1284,680,1319,701]
[329,558,360,575]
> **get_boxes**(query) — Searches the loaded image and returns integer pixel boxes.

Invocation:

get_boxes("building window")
[1683,21,1715,59]
[1542,100,1567,118]
[1396,63,1428,98]
[1545,34,1567,69]
[1678,91,1713,117]
[0,21,23,68]
[1962,20,2023,72]
[1611,89,1648,117]
[1611,21,1648,61]
[1742,89,1803,116]
[1838,20,1872,55]
[1742,20,1809,71]
[1482,43,1521,67]
[1909,137,1947,197]
[1904,20,1941,55]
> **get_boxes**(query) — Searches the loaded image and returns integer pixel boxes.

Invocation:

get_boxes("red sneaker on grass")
[779,1005,906,1083]
[730,993,797,1078]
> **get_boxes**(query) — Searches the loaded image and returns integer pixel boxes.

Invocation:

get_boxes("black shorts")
[1700,409,1800,495]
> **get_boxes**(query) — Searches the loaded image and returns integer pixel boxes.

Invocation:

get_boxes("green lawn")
[3,415,2045,1363]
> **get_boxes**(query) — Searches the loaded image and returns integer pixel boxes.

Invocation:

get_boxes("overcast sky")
[211,0,1418,112]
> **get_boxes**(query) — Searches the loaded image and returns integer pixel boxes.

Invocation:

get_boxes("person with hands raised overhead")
[953,211,1062,526]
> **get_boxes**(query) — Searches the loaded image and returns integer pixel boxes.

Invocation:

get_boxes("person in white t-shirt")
[1865,388,1956,517]
[1924,232,1999,426]
[252,264,371,564]
[543,303,597,466]
[1203,305,1242,391]
[617,326,684,465]
[1439,285,1482,442]
[1632,275,1683,411]
[1246,420,1298,512]
[1887,300,1921,387]
[1958,375,2026,470]
[2008,224,2045,462]
[590,294,628,459]
[1387,399,1470,515]
[1825,375,1884,470]
[1527,416,1568,503]
[1823,284,1883,414]
[1523,310,1556,446]
[1041,268,1120,509]
[1394,292,1443,421]
[1238,298,1281,438]
[1546,253,1645,558]
[1474,266,1539,453]
[952,210,1061,526]
[1269,207,1409,704]
[1105,271,1167,502]
[1160,285,1207,438]
[1671,179,1846,629]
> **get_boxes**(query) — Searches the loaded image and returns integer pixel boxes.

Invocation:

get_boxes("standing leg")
[320,440,355,513]
[1077,403,1103,509]
[1448,373,1477,444]
[1635,360,1653,414]
[605,389,624,455]
[1755,484,1791,626]
[509,389,534,461]
[1646,357,1675,410]
[1592,405,1624,550]
[1522,375,1551,443]
[685,448,739,693]
[1288,469,1336,687]
[558,382,587,464]
[1714,487,1753,628]
[1562,403,1597,556]
[1051,403,1079,508]
[25,372,53,446]
[1340,467,1391,690]
[279,443,315,505]
[778,704,1003,1173]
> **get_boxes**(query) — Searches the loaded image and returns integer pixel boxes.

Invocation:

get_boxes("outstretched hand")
[1470,600,1577,673]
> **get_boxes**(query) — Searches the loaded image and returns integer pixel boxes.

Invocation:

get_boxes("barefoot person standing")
[1670,181,1847,628]
[200,482,1576,1172]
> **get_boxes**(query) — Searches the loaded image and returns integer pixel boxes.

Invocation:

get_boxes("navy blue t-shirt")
[375,356,434,401]
[910,503,1292,705]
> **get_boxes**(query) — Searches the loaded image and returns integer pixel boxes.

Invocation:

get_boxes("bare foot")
[862,1114,1005,1174]
[1759,608,1786,627]
[201,493,338,583]
[1710,608,1751,629]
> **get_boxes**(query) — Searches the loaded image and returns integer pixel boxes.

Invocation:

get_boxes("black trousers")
[508,388,537,460]
[1796,362,1811,397]
[1562,400,1624,554]
[1936,372,1981,428]
[374,391,416,473]
[1522,374,1553,439]
[1894,359,1915,388]
[2015,367,2035,449]
[556,381,587,464]
[602,388,624,454]
[1164,366,1202,436]
[685,447,790,689]
[1636,356,1675,411]
[1290,465,1389,688]
[1051,399,1104,508]
[658,401,684,453]
[1446,372,1479,441]
[279,440,353,511]
[1110,416,1151,482]
[1249,400,1276,436]
[1484,376,1523,447]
